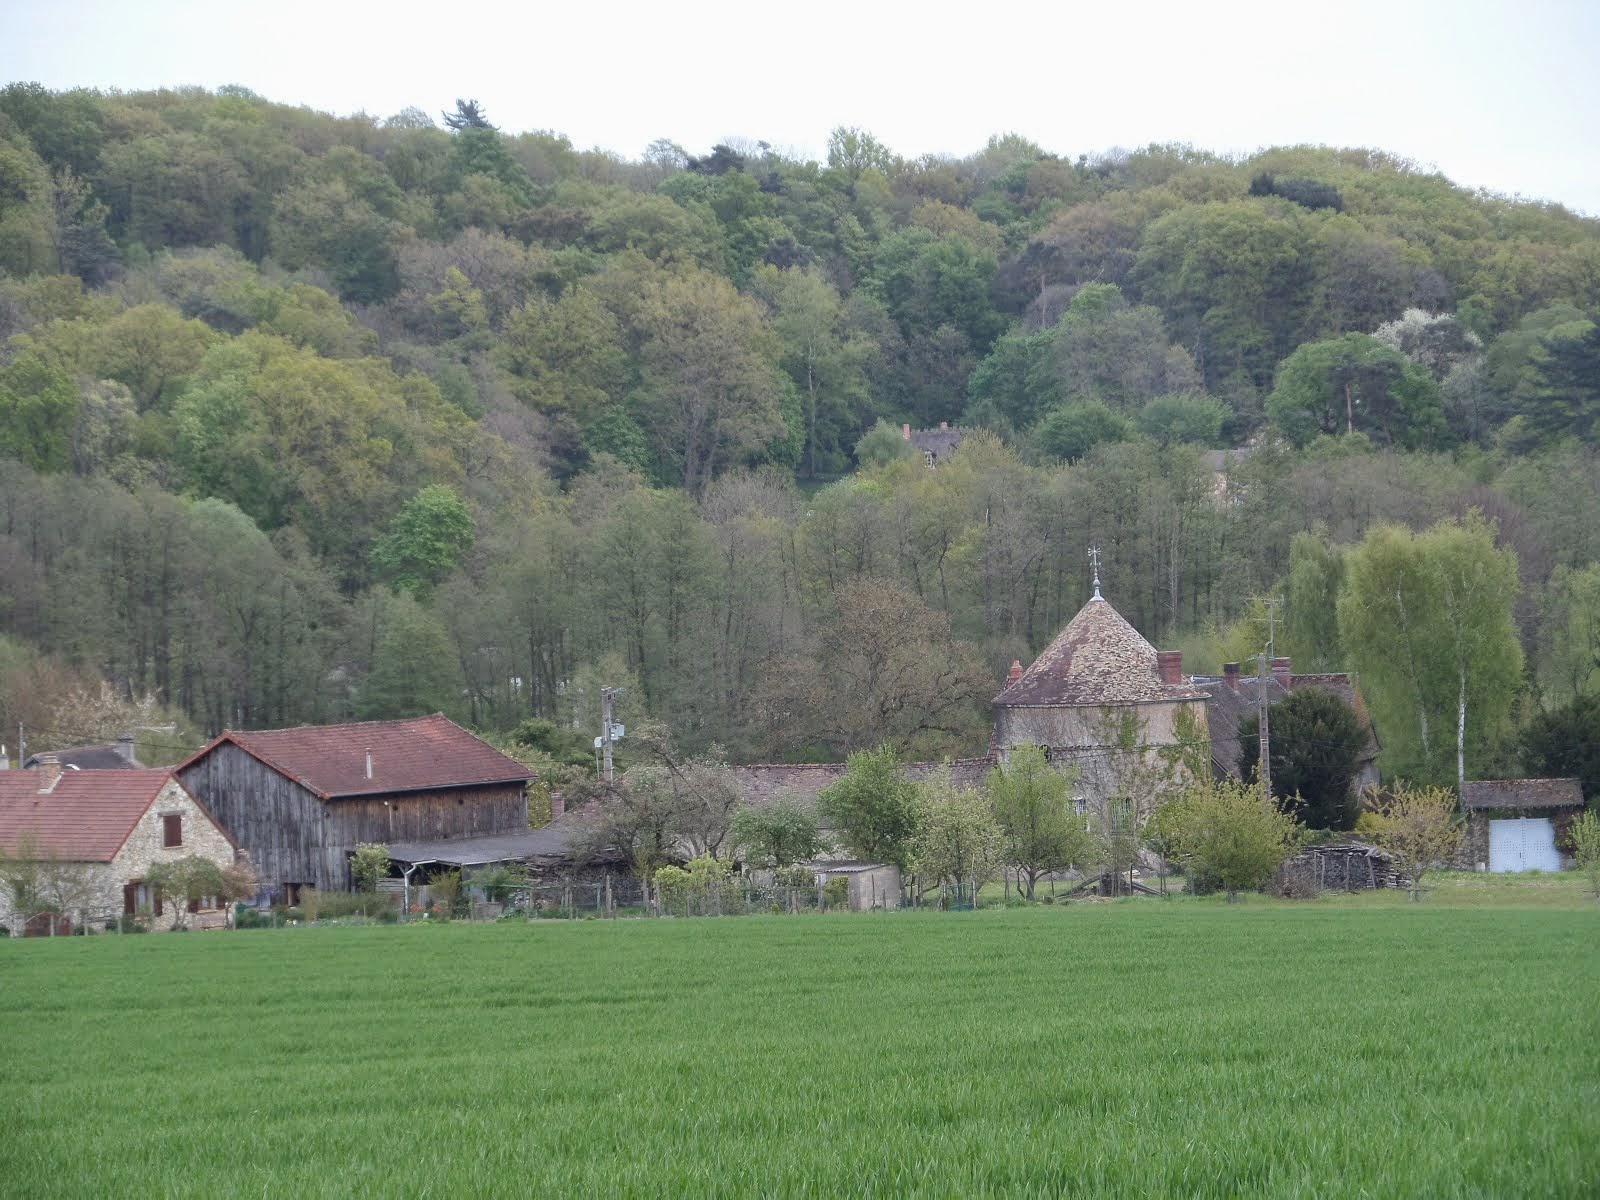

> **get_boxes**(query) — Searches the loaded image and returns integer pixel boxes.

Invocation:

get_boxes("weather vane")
[1088,546,1102,600]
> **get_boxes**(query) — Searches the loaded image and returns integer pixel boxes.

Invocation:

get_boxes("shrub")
[1570,810,1600,899]
[351,843,390,894]
[234,905,270,930]
[823,877,849,910]
[1361,785,1463,900]
[1164,779,1303,901]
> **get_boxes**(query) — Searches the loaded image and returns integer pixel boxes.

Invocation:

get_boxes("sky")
[5,0,1599,215]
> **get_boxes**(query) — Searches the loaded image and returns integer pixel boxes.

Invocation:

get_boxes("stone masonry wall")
[106,779,238,929]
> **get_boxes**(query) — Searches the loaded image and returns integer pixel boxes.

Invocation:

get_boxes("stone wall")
[995,699,1209,803]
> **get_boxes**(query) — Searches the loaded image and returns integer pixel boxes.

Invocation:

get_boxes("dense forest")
[1,83,1598,790]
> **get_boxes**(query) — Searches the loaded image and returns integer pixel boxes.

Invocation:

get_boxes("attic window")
[162,813,183,848]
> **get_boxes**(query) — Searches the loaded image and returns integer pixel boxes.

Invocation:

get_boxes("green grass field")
[5,902,1598,1197]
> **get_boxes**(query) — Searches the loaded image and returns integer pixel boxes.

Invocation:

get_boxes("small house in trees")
[1460,778,1584,872]
[0,759,238,935]
[1197,659,1381,793]
[900,421,965,467]
[176,714,534,900]
[991,584,1211,807]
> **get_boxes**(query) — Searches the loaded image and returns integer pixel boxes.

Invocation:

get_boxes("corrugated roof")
[1461,778,1584,810]
[182,714,533,799]
[386,814,599,867]
[994,597,1208,706]
[0,769,174,861]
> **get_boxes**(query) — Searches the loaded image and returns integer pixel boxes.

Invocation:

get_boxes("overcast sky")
[6,0,1599,215]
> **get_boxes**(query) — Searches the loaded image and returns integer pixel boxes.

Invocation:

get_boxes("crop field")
[4,904,1598,1197]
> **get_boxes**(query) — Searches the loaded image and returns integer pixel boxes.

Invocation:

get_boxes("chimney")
[1007,659,1023,684]
[939,420,948,430]
[901,423,911,440]
[1272,657,1292,690]
[365,748,373,780]
[1157,650,1183,685]
[550,792,566,820]
[115,733,135,764]
[36,753,62,793]
[1223,662,1240,692]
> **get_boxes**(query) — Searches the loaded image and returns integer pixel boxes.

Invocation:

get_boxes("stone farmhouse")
[991,583,1211,806]
[901,421,966,466]
[0,758,237,935]
[177,714,533,902]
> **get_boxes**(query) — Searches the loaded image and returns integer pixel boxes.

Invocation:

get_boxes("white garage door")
[1488,817,1561,872]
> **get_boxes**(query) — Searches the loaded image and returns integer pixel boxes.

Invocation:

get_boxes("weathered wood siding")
[178,743,326,893]
[179,744,529,894]
[321,786,529,857]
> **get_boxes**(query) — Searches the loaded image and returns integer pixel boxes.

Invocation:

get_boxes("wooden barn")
[176,714,533,901]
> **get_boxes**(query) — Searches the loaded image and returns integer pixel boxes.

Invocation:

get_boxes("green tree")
[1522,694,1600,811]
[1034,401,1131,462]
[1267,333,1447,449]
[987,744,1089,898]
[372,485,475,598]
[1569,810,1600,898]
[1164,778,1302,901]
[909,765,1002,898]
[1138,393,1227,446]
[1239,687,1368,830]
[1536,564,1600,701]
[816,745,922,870]
[853,419,917,468]
[1360,784,1463,900]
[357,592,467,721]
[351,843,391,894]
[0,353,75,471]
[634,267,791,496]
[1337,516,1523,791]
[1515,317,1600,446]
[729,799,823,869]
[1282,530,1346,670]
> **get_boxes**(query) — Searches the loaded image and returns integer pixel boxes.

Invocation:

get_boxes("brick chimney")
[1007,659,1023,684]
[36,753,62,793]
[939,420,948,430]
[115,733,136,764]
[1223,662,1240,691]
[1271,657,1292,689]
[901,423,912,440]
[1156,650,1183,685]
[550,792,566,820]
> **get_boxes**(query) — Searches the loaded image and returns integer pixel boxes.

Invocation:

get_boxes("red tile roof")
[183,714,534,800]
[995,596,1208,707]
[0,769,175,861]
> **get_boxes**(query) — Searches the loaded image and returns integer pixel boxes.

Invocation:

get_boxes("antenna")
[1088,546,1103,600]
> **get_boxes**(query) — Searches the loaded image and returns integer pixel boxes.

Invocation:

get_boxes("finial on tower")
[1088,546,1103,600]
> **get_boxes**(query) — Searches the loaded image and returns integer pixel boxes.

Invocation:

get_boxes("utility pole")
[1256,649,1272,803]
[600,687,620,784]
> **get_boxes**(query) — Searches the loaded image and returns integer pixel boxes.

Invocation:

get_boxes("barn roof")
[0,769,178,861]
[1460,778,1584,811]
[994,596,1207,707]
[181,714,533,800]
[386,812,603,867]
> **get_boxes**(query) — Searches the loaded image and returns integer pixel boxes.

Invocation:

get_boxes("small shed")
[1460,779,1585,872]
[809,861,901,910]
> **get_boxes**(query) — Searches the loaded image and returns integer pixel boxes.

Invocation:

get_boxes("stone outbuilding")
[991,586,1210,806]
[1460,778,1585,873]
[0,759,238,934]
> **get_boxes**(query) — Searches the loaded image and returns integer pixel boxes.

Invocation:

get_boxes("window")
[162,813,182,848]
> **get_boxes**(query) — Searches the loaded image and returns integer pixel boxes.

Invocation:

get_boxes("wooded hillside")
[1,84,1597,782]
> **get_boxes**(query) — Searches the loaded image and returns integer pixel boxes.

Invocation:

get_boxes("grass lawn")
[4,902,1598,1197]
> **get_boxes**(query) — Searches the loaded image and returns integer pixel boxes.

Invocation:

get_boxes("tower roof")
[994,596,1207,706]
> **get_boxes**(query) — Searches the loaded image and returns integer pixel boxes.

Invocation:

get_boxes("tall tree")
[987,744,1089,898]
[1337,516,1522,792]
[816,745,922,870]
[1239,687,1368,830]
